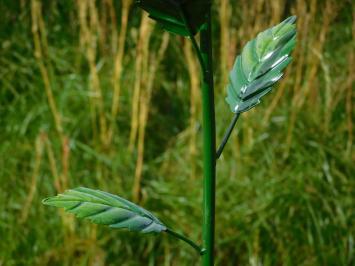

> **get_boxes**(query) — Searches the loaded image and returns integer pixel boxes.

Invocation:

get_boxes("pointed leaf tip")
[226,16,297,113]
[284,15,297,24]
[42,187,167,234]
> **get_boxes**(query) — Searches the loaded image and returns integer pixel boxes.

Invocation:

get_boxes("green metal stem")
[177,3,207,75]
[200,11,216,266]
[216,113,240,159]
[179,3,216,264]
[189,33,208,78]
[165,228,204,254]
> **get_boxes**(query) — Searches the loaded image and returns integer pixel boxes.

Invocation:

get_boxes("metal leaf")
[136,0,210,36]
[42,187,166,233]
[226,16,297,113]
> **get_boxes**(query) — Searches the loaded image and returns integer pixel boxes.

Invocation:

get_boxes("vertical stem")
[200,11,216,266]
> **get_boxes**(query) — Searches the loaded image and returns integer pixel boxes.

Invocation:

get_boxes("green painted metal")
[136,0,210,36]
[226,16,297,113]
[43,187,167,233]
[166,228,204,254]
[200,12,216,266]
[42,5,298,265]
[216,113,240,159]
[43,187,203,252]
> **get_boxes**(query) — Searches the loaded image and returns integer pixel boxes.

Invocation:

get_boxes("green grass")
[0,1,354,265]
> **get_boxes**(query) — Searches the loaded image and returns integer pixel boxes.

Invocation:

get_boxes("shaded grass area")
[0,0,354,265]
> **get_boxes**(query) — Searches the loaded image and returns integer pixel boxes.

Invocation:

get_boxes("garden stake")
[42,1,297,265]
[200,11,216,266]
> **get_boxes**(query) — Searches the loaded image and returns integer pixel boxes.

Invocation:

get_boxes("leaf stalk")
[216,113,241,159]
[166,228,205,254]
[177,3,207,77]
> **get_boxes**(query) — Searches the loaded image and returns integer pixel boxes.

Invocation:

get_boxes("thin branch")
[216,113,240,159]
[189,32,208,78]
[166,228,205,255]
[176,3,207,77]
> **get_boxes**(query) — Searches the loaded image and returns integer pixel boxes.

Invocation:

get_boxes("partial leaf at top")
[136,0,210,36]
[42,187,166,233]
[226,16,297,113]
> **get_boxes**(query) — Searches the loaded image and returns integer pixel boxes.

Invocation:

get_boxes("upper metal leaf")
[226,16,297,113]
[42,187,166,233]
[136,0,210,36]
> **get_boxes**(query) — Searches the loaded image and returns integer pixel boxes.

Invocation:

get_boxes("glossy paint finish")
[200,12,216,266]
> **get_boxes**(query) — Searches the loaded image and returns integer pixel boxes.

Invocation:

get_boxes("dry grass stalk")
[60,136,70,192]
[45,136,75,232]
[260,0,286,123]
[31,0,63,136]
[255,0,266,29]
[98,1,107,55]
[106,0,118,54]
[77,0,89,54]
[346,10,355,156]
[108,0,132,144]
[45,138,61,192]
[305,0,335,107]
[77,0,108,146]
[219,0,231,88]
[184,39,200,179]
[286,0,337,155]
[319,49,332,133]
[89,0,108,146]
[262,77,288,124]
[283,0,309,155]
[129,14,154,151]
[20,133,45,223]
[237,0,254,42]
[132,33,170,202]
[270,0,283,25]
[77,0,98,140]
[31,0,70,190]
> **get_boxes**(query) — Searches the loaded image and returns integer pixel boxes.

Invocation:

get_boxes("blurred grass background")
[0,0,354,265]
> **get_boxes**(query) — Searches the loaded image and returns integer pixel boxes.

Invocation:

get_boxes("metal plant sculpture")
[43,1,297,265]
